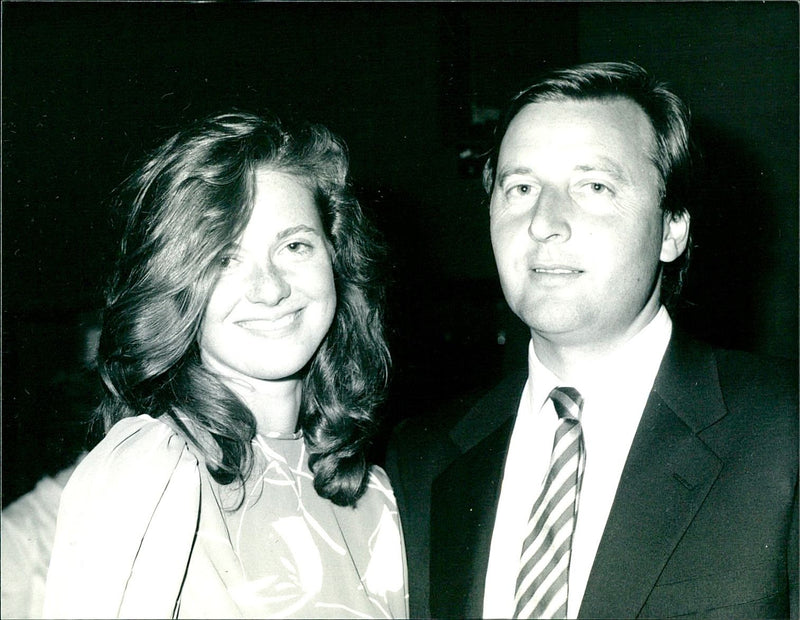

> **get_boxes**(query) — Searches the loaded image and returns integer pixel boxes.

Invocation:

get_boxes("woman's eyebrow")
[276,224,320,241]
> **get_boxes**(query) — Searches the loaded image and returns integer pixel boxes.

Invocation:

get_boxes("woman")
[43,112,407,618]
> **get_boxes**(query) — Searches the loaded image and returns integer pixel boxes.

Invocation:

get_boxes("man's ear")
[660,210,690,263]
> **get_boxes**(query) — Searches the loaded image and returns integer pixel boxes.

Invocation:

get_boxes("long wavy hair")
[97,111,390,507]
[482,61,694,310]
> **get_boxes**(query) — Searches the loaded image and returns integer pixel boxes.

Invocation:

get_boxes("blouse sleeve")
[43,415,201,619]
[365,465,410,619]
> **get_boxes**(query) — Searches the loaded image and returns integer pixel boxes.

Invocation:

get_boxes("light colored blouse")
[43,415,408,619]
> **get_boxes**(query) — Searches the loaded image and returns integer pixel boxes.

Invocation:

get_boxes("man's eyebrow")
[276,224,321,241]
[495,160,632,187]
[574,159,630,183]
[495,166,536,188]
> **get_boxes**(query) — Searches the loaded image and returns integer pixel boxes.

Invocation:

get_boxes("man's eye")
[581,180,616,195]
[507,184,533,197]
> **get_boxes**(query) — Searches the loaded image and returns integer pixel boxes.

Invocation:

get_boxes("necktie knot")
[549,386,583,422]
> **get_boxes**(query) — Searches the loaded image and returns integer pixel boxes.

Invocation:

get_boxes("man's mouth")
[532,267,582,274]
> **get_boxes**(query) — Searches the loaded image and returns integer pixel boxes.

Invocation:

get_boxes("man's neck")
[531,307,668,382]
[532,337,622,383]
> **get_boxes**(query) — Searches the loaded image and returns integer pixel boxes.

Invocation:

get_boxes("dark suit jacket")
[386,330,798,619]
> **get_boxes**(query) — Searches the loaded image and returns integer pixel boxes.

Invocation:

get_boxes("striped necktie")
[514,387,585,619]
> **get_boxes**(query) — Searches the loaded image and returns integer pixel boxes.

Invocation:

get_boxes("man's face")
[490,97,688,351]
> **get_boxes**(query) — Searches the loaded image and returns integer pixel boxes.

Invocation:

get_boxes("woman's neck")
[200,354,304,435]
[222,373,303,436]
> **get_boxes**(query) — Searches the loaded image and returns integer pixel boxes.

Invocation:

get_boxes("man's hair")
[483,61,693,308]
[98,111,390,507]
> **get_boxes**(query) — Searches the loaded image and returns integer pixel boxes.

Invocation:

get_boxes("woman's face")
[198,170,336,385]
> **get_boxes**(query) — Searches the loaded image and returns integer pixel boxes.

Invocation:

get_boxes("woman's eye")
[219,254,241,268]
[285,241,312,255]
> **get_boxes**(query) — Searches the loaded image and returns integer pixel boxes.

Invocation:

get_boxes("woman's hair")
[98,111,390,506]
[483,61,694,310]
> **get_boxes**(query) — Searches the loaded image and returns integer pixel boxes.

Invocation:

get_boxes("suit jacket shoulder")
[385,371,526,618]
[655,329,797,433]
[582,331,798,618]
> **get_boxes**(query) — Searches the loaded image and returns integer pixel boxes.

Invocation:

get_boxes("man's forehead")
[504,97,655,142]
[497,97,659,171]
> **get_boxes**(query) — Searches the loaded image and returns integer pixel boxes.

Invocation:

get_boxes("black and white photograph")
[2,2,797,618]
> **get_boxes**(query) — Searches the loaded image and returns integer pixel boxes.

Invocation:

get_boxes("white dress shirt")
[483,307,673,619]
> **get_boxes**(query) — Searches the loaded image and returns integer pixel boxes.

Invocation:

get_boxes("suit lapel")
[430,373,526,618]
[579,331,727,618]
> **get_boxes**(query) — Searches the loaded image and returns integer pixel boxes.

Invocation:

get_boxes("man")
[386,62,798,619]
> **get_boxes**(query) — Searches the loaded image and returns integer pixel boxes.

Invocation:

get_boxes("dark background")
[3,1,797,506]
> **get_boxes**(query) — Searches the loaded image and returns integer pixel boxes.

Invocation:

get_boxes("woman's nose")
[245,262,291,305]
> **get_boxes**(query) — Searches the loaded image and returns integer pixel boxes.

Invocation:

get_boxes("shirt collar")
[527,306,672,414]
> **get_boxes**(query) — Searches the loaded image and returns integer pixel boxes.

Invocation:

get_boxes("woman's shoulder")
[45,415,203,618]
[362,464,400,509]
[121,413,191,445]
[55,414,203,541]
[95,413,191,454]
[65,415,197,494]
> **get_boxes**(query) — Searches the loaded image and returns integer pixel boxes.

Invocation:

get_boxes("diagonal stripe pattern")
[513,387,585,619]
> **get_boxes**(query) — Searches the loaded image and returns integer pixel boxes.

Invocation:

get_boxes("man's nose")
[246,262,291,305]
[527,186,572,242]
